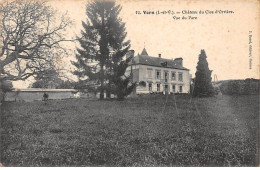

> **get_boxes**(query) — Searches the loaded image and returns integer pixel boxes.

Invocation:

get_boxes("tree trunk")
[99,7,105,100]
[100,89,104,99]
[99,65,104,100]
[106,81,111,98]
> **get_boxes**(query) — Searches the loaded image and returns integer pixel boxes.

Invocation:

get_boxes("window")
[178,72,183,82]
[147,69,152,79]
[164,85,169,92]
[164,72,168,83]
[172,85,175,93]
[156,70,161,79]
[157,84,160,92]
[179,85,183,93]
[149,83,152,91]
[171,72,176,80]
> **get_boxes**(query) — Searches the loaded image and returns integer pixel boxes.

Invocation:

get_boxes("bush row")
[219,79,259,95]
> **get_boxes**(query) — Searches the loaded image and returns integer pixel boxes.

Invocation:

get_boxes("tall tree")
[72,0,134,100]
[0,0,72,81]
[193,49,214,97]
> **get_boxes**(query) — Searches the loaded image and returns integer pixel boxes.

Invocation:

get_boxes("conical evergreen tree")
[72,0,134,100]
[108,55,136,100]
[104,1,136,100]
[193,49,214,97]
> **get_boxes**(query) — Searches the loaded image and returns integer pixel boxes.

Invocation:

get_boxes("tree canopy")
[72,0,135,100]
[0,0,72,81]
[193,49,214,97]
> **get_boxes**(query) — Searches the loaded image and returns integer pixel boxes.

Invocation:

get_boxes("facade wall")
[126,65,140,82]
[134,64,191,94]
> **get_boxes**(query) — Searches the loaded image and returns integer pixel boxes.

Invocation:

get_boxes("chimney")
[126,50,135,60]
[174,57,183,67]
[158,54,161,58]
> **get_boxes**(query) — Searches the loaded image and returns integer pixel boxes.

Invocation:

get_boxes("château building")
[126,48,191,94]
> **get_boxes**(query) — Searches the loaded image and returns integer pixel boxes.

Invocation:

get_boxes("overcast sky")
[13,0,259,88]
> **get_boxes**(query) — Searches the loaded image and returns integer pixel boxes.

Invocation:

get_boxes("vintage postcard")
[0,0,259,167]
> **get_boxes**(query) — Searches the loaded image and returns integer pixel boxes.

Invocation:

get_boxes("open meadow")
[0,94,259,166]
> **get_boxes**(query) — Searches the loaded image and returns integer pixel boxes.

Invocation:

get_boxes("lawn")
[0,94,259,166]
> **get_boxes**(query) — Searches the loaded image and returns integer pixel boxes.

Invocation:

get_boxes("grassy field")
[0,94,259,166]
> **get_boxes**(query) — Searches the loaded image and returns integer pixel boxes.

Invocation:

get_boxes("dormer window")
[161,61,167,67]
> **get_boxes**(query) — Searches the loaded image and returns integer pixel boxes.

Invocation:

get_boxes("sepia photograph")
[0,0,259,167]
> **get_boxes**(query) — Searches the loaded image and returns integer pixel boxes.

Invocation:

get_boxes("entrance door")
[164,85,168,93]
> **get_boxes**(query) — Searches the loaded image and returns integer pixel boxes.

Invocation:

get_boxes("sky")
[12,0,260,88]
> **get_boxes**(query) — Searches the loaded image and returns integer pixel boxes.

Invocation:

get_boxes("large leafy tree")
[193,49,214,97]
[0,0,71,81]
[72,0,134,100]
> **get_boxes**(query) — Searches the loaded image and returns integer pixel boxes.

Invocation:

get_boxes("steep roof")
[141,48,149,56]
[130,54,189,70]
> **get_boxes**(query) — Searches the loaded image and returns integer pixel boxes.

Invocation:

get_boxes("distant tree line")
[219,79,259,95]
[31,68,75,89]
[32,79,75,89]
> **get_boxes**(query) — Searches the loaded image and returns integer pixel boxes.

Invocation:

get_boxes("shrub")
[219,79,259,95]
[0,80,13,103]
[139,81,146,87]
